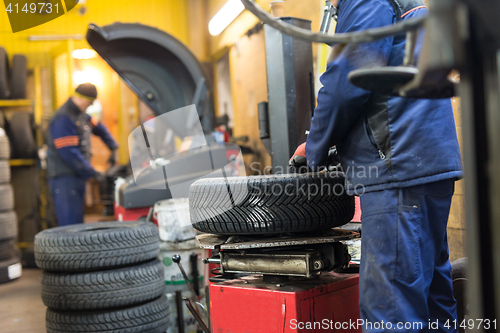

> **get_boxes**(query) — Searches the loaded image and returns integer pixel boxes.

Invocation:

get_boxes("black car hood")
[86,23,214,134]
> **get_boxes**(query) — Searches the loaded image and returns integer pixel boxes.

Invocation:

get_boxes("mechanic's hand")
[289,143,311,173]
[290,142,306,161]
[94,171,106,183]
[107,149,117,166]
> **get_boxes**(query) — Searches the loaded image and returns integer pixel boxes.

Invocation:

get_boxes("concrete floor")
[0,269,45,333]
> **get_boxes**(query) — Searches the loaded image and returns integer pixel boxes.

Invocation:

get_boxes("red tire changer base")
[197,229,362,333]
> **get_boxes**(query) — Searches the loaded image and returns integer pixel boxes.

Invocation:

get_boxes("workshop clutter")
[0,128,21,284]
[154,198,206,333]
[160,240,205,333]
[0,47,36,159]
[156,198,196,242]
[34,221,170,333]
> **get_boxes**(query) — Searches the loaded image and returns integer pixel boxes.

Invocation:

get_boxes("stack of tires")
[0,128,21,284]
[34,221,170,333]
[0,47,27,100]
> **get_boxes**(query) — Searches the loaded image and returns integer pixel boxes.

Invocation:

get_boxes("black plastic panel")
[86,23,214,134]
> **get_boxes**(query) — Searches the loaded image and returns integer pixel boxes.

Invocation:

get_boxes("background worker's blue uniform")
[305,0,463,331]
[47,98,117,226]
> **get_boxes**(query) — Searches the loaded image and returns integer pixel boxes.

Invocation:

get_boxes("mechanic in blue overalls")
[290,0,463,331]
[47,83,118,226]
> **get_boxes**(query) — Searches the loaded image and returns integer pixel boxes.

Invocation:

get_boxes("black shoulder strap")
[385,0,426,21]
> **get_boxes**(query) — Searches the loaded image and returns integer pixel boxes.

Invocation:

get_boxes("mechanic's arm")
[50,116,97,180]
[305,0,396,169]
[87,115,118,151]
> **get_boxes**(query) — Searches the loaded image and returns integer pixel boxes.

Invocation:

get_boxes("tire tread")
[41,259,165,310]
[189,173,355,235]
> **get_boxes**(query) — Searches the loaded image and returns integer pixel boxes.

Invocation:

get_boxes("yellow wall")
[208,0,323,56]
[0,0,189,67]
[208,0,324,173]
[448,96,466,261]
[0,0,190,172]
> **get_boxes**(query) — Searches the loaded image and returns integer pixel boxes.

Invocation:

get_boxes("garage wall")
[208,0,324,173]
[449,95,466,261]
[0,0,189,68]
[1,0,191,165]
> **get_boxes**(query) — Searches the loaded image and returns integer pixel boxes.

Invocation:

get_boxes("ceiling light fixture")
[209,0,245,36]
[72,48,97,59]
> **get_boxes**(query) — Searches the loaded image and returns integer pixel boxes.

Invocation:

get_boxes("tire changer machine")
[173,4,365,333]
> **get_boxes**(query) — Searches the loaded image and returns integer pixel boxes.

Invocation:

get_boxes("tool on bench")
[172,254,210,332]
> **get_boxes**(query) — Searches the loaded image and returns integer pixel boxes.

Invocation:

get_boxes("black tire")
[0,130,9,160]
[451,257,468,333]
[0,160,10,183]
[0,256,22,284]
[0,239,18,261]
[8,111,37,159]
[0,184,14,212]
[189,172,355,235]
[0,211,17,241]
[41,259,165,311]
[0,48,9,99]
[35,221,160,272]
[46,295,170,333]
[9,55,27,99]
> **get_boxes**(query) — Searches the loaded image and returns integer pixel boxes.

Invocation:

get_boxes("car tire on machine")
[8,111,37,159]
[9,55,27,99]
[0,184,14,211]
[0,211,17,242]
[0,48,9,99]
[189,172,355,235]
[45,295,170,333]
[451,257,468,333]
[35,221,160,272]
[41,259,165,311]
[0,257,22,284]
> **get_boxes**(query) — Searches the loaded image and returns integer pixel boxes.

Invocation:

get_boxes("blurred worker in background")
[47,83,118,226]
[290,0,463,332]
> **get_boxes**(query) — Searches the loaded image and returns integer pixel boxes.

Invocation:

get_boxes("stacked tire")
[0,47,27,100]
[35,221,170,333]
[0,127,21,284]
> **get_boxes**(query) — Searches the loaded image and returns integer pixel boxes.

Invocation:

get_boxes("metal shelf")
[0,99,32,107]
[9,159,37,167]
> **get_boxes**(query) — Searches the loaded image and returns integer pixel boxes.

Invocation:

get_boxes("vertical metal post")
[175,290,185,333]
[34,66,47,231]
[460,12,499,328]
[264,17,315,174]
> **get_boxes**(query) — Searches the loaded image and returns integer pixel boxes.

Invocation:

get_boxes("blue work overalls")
[47,98,117,226]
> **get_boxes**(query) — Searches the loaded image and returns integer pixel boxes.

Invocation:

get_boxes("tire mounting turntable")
[196,228,362,332]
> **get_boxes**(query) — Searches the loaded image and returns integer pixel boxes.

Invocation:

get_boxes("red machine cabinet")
[209,273,361,332]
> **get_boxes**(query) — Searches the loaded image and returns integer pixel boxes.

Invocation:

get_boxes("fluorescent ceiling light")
[73,68,103,87]
[72,48,97,59]
[209,0,245,36]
